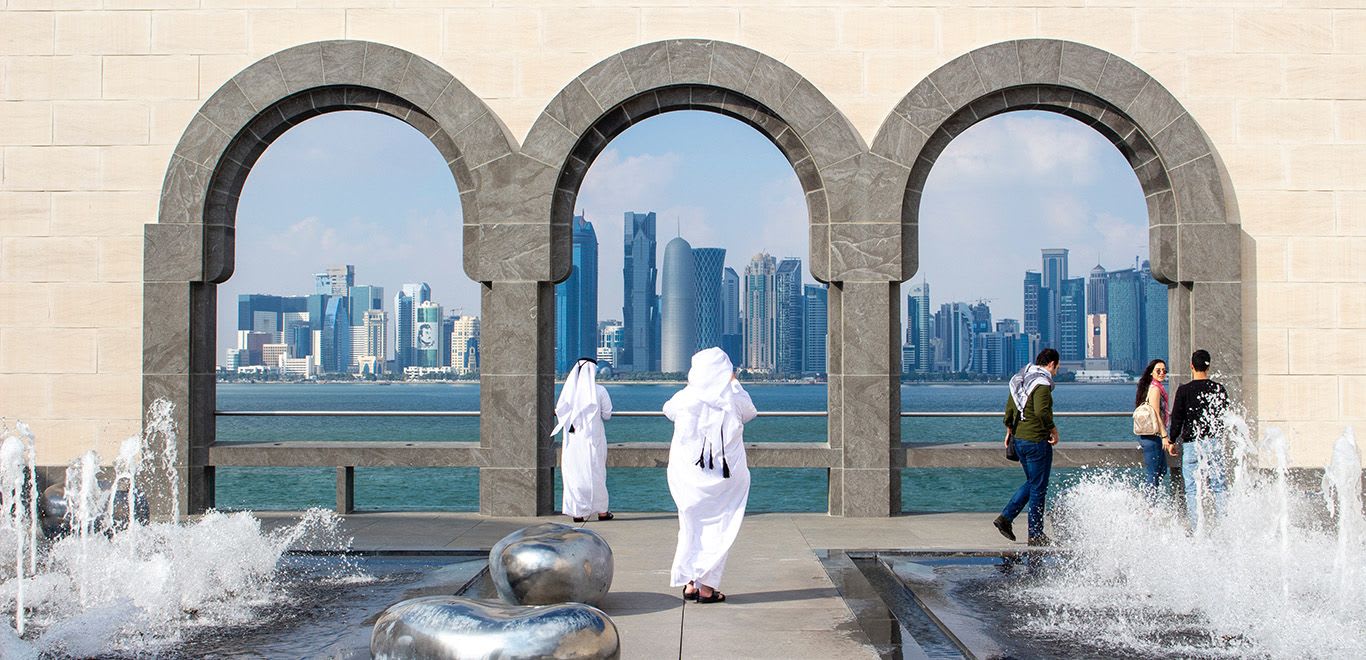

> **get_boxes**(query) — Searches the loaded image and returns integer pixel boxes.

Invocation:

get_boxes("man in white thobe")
[663,347,758,603]
[554,358,614,522]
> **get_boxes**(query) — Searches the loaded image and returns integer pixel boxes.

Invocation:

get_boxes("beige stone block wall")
[0,1,1359,468]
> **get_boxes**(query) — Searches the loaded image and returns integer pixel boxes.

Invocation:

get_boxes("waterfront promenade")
[260,510,1013,659]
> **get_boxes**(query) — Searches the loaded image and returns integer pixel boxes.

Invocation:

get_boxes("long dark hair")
[1135,359,1166,407]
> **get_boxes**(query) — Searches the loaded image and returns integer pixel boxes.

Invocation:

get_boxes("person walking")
[994,348,1061,546]
[1134,359,1172,497]
[553,357,614,523]
[663,347,758,604]
[1168,349,1231,528]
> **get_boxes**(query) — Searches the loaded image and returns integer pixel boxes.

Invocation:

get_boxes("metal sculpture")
[489,523,613,606]
[371,596,620,660]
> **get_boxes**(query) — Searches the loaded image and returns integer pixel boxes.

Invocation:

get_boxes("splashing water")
[0,401,357,656]
[1015,421,1366,658]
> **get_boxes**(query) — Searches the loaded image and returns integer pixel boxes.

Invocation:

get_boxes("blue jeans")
[1138,435,1166,495]
[1181,437,1227,526]
[1002,438,1053,538]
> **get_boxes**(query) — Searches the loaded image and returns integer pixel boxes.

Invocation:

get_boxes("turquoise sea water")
[215,383,1140,513]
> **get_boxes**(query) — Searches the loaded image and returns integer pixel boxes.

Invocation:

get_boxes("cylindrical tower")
[660,236,697,373]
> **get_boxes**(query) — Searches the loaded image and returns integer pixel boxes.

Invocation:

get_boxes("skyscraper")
[1059,277,1086,362]
[660,236,698,373]
[774,258,804,376]
[621,211,659,373]
[449,315,480,375]
[803,284,828,375]
[315,264,355,297]
[597,321,624,370]
[362,309,387,372]
[555,214,599,373]
[415,300,443,368]
[936,302,972,373]
[1086,264,1108,360]
[692,247,726,352]
[1040,248,1068,350]
[907,282,932,374]
[1041,249,1069,292]
[967,302,992,373]
[721,267,743,367]
[394,282,431,370]
[1106,268,1143,373]
[1022,271,1041,338]
[1141,260,1169,364]
[349,285,384,329]
[319,296,350,373]
[743,253,778,372]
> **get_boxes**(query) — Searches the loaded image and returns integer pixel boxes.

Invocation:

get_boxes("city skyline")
[220,107,1149,363]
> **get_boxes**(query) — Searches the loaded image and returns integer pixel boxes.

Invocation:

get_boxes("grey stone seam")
[572,77,609,117]
[615,54,640,94]
[965,51,990,107]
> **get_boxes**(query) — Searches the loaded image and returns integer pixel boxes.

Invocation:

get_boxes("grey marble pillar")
[829,281,901,517]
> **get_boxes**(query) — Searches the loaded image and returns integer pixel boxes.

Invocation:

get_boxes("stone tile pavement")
[257,511,1017,659]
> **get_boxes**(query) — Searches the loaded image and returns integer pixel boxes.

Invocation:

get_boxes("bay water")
[215,383,1139,513]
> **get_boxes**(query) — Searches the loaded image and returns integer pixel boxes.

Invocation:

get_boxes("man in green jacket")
[994,348,1061,546]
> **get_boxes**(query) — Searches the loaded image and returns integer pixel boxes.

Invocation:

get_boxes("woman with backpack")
[1133,359,1172,497]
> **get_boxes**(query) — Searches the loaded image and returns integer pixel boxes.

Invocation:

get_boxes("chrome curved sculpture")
[490,523,614,606]
[370,596,621,660]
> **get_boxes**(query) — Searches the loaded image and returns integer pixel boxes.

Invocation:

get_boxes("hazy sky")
[218,109,1146,358]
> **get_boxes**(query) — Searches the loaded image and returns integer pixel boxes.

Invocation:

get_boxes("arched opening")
[553,109,825,512]
[212,111,477,512]
[899,109,1163,512]
[144,42,507,516]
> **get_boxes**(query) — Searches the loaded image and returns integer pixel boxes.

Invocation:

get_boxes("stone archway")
[871,39,1244,393]
[143,40,513,516]
[514,40,908,516]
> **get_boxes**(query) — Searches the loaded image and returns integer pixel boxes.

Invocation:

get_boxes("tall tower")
[1040,248,1068,350]
[774,258,804,376]
[660,236,698,373]
[1059,277,1086,362]
[1086,265,1108,360]
[1140,260,1168,364]
[621,211,659,372]
[803,284,828,375]
[315,264,355,297]
[907,281,932,374]
[743,253,777,372]
[1022,271,1041,337]
[555,214,599,373]
[692,247,726,352]
[1105,268,1143,373]
[415,300,443,368]
[394,282,430,370]
[721,267,743,367]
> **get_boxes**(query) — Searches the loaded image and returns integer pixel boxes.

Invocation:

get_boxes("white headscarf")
[673,348,738,477]
[1009,364,1054,419]
[552,359,599,438]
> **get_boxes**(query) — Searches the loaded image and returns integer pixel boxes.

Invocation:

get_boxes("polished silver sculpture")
[489,523,614,606]
[371,596,621,660]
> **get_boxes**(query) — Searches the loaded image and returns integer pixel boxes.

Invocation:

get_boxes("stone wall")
[0,2,1361,478]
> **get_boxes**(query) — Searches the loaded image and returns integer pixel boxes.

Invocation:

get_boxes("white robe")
[664,348,758,589]
[557,363,613,518]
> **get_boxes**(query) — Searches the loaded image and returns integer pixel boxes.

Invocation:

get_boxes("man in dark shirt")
[994,348,1061,546]
[1167,349,1230,528]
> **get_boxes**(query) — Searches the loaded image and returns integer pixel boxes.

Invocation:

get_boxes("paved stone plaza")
[259,510,1013,659]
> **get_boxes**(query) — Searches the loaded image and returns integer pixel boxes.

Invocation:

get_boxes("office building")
[621,211,659,372]
[395,282,431,369]
[1059,277,1086,362]
[693,247,726,352]
[936,302,972,373]
[660,236,698,373]
[1023,271,1041,338]
[1105,268,1143,374]
[450,315,480,375]
[721,267,743,367]
[743,253,778,372]
[1141,260,1169,363]
[318,296,350,373]
[555,214,599,373]
[315,264,354,297]
[598,321,624,370]
[803,284,828,374]
[907,282,932,374]
[1086,265,1108,360]
[415,300,443,368]
[775,258,804,376]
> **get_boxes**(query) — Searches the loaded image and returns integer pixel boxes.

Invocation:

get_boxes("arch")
[522,39,870,285]
[872,39,1244,391]
[143,41,512,515]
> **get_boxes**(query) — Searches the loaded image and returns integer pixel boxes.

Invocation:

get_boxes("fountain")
[870,420,1366,659]
[0,401,356,657]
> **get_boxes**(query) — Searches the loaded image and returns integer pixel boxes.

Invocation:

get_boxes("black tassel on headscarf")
[707,443,715,470]
[695,445,706,469]
[720,428,731,478]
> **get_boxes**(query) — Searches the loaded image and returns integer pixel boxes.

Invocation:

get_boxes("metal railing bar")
[215,410,1129,418]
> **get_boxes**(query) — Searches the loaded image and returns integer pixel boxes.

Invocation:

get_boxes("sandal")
[682,582,698,601]
[695,590,726,604]
[597,512,615,521]
[571,517,586,523]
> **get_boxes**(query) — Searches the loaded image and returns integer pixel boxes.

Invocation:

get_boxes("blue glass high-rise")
[803,284,828,375]
[692,247,726,353]
[621,211,659,373]
[775,258,804,376]
[555,214,599,374]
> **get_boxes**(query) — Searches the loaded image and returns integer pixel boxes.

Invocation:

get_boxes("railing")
[210,409,1139,513]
